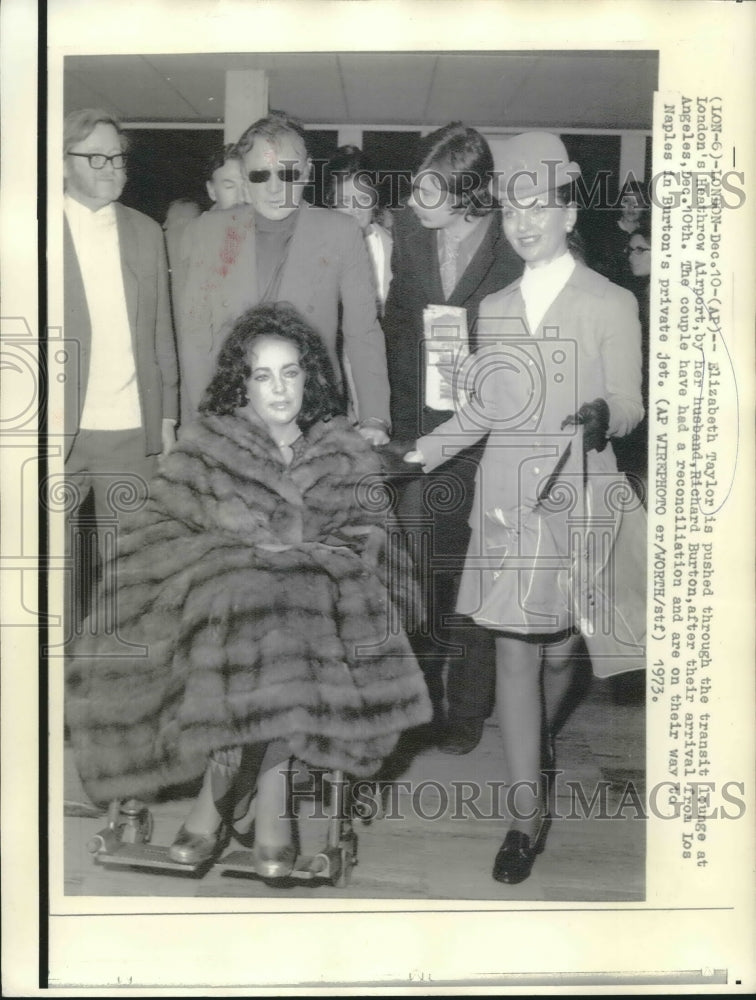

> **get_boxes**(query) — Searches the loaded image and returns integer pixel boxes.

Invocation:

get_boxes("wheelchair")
[86,767,383,887]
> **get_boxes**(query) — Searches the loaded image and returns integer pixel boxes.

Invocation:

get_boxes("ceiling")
[64,50,658,131]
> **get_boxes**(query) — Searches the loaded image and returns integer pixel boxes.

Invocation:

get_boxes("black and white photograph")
[58,46,655,905]
[1,0,754,994]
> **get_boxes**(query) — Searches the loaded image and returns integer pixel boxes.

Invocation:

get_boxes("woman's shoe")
[168,824,226,865]
[492,816,552,885]
[253,842,297,879]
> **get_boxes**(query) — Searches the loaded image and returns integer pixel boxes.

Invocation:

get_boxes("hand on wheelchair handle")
[560,397,610,452]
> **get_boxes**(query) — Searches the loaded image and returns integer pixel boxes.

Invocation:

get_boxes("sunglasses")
[247,168,303,184]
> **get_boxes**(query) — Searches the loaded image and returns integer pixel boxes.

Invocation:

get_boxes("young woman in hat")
[404,132,644,884]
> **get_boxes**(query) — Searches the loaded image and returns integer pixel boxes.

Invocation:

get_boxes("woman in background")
[590,178,649,287]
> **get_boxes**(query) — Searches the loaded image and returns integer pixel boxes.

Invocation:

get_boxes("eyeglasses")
[67,152,127,170]
[247,168,302,184]
[626,245,651,256]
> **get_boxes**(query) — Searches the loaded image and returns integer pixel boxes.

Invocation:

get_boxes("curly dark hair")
[199,303,345,429]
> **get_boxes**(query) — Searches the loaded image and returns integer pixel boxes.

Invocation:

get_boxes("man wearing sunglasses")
[173,112,390,444]
[62,108,178,625]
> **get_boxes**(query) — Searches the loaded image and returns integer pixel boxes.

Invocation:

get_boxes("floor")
[63,671,645,901]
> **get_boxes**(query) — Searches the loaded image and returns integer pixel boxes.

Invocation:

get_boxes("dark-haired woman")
[67,302,431,877]
[590,179,649,288]
[404,133,644,883]
[382,122,521,752]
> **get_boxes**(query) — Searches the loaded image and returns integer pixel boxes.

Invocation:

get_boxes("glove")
[376,439,419,475]
[560,398,610,452]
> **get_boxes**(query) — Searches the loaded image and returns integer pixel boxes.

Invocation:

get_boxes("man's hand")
[376,438,422,473]
[357,417,389,448]
[560,398,610,452]
[358,425,390,446]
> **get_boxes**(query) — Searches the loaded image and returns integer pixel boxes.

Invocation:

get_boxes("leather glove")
[560,398,610,452]
[376,439,419,475]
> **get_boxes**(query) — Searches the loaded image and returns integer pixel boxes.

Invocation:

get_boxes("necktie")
[440,232,461,300]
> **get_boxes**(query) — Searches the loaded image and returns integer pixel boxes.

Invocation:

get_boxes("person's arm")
[599,286,644,437]
[407,288,534,470]
[408,348,513,471]
[338,219,391,438]
[153,224,179,450]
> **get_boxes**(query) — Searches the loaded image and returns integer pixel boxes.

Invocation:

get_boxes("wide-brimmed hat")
[495,131,581,205]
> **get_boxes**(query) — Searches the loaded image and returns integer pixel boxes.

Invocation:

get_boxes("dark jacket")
[382,206,521,440]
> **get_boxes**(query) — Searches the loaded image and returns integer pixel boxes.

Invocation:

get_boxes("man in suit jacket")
[325,144,393,314]
[382,123,521,752]
[172,113,390,444]
[63,108,178,628]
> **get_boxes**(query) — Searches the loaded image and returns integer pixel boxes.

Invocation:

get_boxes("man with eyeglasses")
[172,112,390,443]
[62,108,178,626]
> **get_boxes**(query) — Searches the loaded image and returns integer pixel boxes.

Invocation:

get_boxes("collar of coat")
[148,413,384,546]
[504,258,613,302]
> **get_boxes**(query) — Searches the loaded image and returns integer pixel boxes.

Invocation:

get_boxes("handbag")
[474,430,647,676]
[570,471,647,677]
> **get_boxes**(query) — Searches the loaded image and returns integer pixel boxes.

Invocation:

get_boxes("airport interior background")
[61,49,655,900]
[63,50,657,243]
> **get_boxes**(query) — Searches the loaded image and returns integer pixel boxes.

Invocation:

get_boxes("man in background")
[205,143,248,211]
[382,123,521,751]
[63,107,178,629]
[172,111,390,442]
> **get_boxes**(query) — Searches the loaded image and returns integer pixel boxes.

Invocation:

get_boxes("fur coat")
[67,414,432,804]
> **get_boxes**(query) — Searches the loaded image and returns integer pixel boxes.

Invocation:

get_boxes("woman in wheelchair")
[67,302,431,878]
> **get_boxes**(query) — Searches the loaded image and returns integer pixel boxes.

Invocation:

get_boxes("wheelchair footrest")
[91,842,205,873]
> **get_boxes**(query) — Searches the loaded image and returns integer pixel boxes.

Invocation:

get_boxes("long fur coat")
[67,414,432,804]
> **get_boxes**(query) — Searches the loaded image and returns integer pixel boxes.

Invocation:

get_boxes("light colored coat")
[416,262,644,636]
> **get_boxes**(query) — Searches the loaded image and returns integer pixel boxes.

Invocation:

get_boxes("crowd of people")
[62,106,646,886]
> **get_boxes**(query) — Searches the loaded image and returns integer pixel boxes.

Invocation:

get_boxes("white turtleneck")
[519,251,576,334]
[64,194,142,429]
